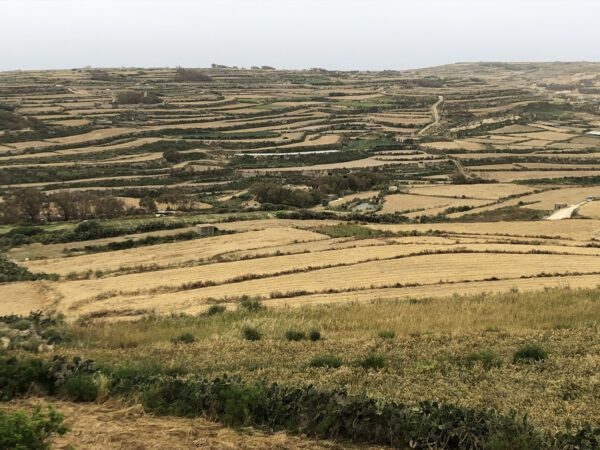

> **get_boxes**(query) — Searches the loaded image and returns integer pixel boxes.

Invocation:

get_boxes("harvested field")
[51,252,600,318]
[5,399,354,450]
[380,193,489,214]
[471,170,600,182]
[406,183,534,200]
[23,227,327,275]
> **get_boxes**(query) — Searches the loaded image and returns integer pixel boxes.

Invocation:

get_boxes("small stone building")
[196,224,218,236]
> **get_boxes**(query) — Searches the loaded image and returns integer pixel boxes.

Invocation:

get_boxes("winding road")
[418,95,444,136]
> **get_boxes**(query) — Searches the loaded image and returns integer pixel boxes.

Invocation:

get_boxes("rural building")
[196,224,218,236]
[554,203,567,210]
[155,210,179,217]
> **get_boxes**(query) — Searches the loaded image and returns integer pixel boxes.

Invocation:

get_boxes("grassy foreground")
[54,286,600,431]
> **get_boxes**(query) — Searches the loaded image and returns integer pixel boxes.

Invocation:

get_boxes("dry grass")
[57,286,600,431]
[515,187,600,210]
[63,252,600,318]
[5,399,358,450]
[23,227,327,275]
[406,183,534,200]
[380,193,488,214]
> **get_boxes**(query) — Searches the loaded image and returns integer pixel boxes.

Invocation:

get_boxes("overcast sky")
[1,0,599,71]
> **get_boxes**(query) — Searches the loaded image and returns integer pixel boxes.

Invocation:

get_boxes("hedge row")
[1,354,599,449]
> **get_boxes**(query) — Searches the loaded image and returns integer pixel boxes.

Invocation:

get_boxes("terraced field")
[2,62,600,449]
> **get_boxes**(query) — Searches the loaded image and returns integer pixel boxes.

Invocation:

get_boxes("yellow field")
[380,193,489,214]
[471,170,600,182]
[55,252,599,318]
[406,183,534,200]
[23,227,327,275]
[577,200,600,218]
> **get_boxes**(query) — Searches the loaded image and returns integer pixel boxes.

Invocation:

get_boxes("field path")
[546,201,590,220]
[418,95,444,136]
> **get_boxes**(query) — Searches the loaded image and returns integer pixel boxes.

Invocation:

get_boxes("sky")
[1,0,599,71]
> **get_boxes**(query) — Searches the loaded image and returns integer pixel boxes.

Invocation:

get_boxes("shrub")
[171,332,195,344]
[0,255,50,283]
[40,327,70,345]
[174,67,212,82]
[242,327,261,341]
[206,305,226,316]
[11,319,32,331]
[239,297,263,312]
[115,90,161,105]
[60,374,98,402]
[466,350,502,370]
[0,356,49,400]
[378,330,395,339]
[285,330,306,341]
[0,407,67,450]
[357,354,385,370]
[308,329,321,341]
[309,355,342,368]
[513,344,547,363]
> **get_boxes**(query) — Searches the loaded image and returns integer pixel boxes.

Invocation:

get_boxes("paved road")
[545,201,590,220]
[418,95,444,136]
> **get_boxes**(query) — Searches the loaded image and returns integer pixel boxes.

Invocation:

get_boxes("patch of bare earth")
[6,399,381,450]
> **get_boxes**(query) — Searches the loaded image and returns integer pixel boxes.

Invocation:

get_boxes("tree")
[139,197,157,212]
[14,188,46,222]
[163,149,182,163]
[0,197,21,224]
[174,67,212,82]
[52,191,78,221]
[93,196,125,219]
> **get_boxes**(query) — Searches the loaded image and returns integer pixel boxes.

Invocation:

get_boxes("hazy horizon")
[1,0,600,72]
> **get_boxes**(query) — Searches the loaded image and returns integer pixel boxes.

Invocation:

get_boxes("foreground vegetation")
[1,286,599,448]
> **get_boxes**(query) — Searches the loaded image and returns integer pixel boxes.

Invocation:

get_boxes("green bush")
[309,355,342,368]
[0,357,49,400]
[40,327,70,345]
[308,329,321,341]
[285,330,306,341]
[0,407,67,450]
[206,305,226,316]
[242,326,261,341]
[139,376,590,450]
[11,319,32,331]
[357,354,385,370]
[513,344,547,363]
[239,297,263,312]
[378,330,395,339]
[0,255,54,283]
[466,350,502,370]
[171,332,195,344]
[60,374,98,402]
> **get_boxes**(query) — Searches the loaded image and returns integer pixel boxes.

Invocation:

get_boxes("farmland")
[2,63,600,449]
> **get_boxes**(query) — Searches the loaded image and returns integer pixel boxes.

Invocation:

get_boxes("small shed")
[196,224,218,236]
[554,203,567,210]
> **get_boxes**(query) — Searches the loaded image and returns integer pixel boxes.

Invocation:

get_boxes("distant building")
[554,203,567,210]
[155,210,179,217]
[196,224,218,236]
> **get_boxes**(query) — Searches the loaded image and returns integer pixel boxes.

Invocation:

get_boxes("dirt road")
[418,95,444,136]
[546,201,589,220]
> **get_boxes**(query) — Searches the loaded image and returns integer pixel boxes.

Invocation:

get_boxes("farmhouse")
[196,224,218,236]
